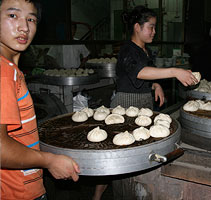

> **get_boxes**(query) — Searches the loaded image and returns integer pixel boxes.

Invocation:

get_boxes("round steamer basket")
[178,84,211,100]
[180,108,211,151]
[39,113,182,176]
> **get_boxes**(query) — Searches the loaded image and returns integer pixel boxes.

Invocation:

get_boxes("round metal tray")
[180,108,211,138]
[86,63,116,78]
[38,73,99,86]
[39,113,181,176]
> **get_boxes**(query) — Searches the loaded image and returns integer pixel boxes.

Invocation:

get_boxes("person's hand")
[152,83,165,107]
[46,154,80,181]
[174,68,198,86]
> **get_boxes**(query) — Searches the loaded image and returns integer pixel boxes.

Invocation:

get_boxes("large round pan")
[39,114,181,176]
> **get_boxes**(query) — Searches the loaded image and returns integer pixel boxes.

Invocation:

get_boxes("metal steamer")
[38,73,99,86]
[180,108,211,151]
[86,63,116,78]
[178,84,211,100]
[39,113,182,176]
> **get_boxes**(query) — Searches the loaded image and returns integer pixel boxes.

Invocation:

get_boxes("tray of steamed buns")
[40,68,99,86]
[38,105,179,150]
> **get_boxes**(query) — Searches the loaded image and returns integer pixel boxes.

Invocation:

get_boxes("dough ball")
[126,106,139,117]
[112,105,126,115]
[135,115,152,127]
[132,127,150,141]
[201,102,211,111]
[87,126,107,142]
[93,111,108,121]
[105,114,125,125]
[81,107,94,117]
[183,100,199,112]
[154,119,170,129]
[96,105,110,115]
[154,113,172,124]
[192,72,201,84]
[138,108,153,117]
[195,100,205,109]
[113,131,135,146]
[149,125,170,138]
[72,111,88,122]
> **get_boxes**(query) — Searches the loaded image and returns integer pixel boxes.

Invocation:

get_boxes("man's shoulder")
[0,56,18,78]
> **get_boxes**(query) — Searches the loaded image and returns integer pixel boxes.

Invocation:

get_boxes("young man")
[0,0,80,199]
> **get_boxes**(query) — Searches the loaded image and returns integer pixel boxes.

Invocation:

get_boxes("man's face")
[0,0,38,53]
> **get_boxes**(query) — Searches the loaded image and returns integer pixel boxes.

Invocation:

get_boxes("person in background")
[0,0,80,200]
[109,5,198,199]
[45,22,90,69]
[111,5,197,110]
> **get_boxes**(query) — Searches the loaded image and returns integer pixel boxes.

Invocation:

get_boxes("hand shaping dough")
[112,105,126,115]
[72,111,88,122]
[135,115,152,127]
[132,127,150,141]
[96,105,110,115]
[105,114,125,125]
[192,72,201,84]
[93,111,108,121]
[126,106,139,117]
[138,108,153,117]
[113,131,135,146]
[87,126,107,142]
[183,100,199,112]
[154,113,172,124]
[81,107,94,117]
[149,125,170,138]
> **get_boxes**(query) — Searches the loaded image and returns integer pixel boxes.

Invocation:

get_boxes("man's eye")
[9,14,17,18]
[28,18,37,24]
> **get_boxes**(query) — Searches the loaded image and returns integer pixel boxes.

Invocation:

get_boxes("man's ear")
[134,23,141,33]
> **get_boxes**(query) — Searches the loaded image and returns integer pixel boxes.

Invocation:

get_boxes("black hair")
[0,0,42,23]
[122,5,156,35]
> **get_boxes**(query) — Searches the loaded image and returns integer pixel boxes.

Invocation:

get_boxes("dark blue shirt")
[116,40,154,93]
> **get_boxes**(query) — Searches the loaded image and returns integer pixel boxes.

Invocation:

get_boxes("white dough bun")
[112,105,126,115]
[113,131,135,146]
[138,108,153,117]
[135,115,152,127]
[87,126,107,142]
[125,106,139,117]
[132,127,150,141]
[105,114,125,125]
[183,100,199,112]
[149,125,170,138]
[72,111,88,122]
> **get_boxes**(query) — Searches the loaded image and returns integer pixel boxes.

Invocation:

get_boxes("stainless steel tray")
[38,73,99,86]
[86,63,116,78]
[39,113,181,176]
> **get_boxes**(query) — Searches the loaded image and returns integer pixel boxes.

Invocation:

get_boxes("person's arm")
[79,56,88,68]
[152,83,165,107]
[0,124,80,181]
[137,67,198,86]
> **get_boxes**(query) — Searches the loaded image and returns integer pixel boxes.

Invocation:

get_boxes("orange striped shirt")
[0,56,45,200]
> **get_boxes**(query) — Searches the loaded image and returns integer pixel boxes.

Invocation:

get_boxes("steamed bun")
[132,127,150,141]
[72,111,88,122]
[149,125,170,138]
[113,131,135,146]
[135,115,152,127]
[105,114,125,125]
[87,126,107,142]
